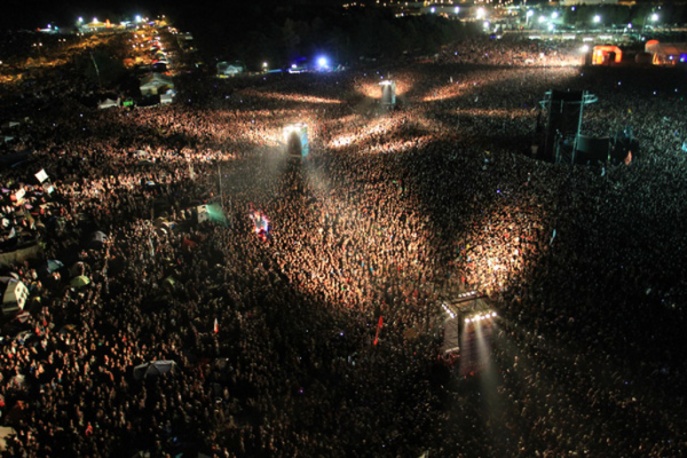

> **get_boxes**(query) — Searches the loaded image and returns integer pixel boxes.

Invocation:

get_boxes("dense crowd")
[0,30,686,457]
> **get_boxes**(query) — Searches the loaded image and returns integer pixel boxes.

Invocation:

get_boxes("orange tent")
[592,46,623,65]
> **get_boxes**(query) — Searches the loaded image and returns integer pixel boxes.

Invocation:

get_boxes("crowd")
[0,30,686,457]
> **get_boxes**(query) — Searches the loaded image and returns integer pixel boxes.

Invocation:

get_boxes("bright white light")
[593,15,601,24]
[526,10,534,18]
[538,16,546,23]
[551,12,559,19]
[627,23,632,29]
[262,61,268,68]
[650,13,659,22]
[93,17,98,23]
[476,7,485,19]
[454,6,459,13]
[77,17,83,23]
[317,56,328,68]
[483,21,490,29]
[465,318,471,323]
[135,15,142,23]
[291,63,297,69]
[547,23,554,31]
[580,44,589,52]
[430,6,436,13]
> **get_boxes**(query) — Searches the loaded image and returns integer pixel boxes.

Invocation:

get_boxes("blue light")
[317,56,328,68]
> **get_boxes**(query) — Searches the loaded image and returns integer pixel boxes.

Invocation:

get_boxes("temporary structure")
[98,98,119,109]
[2,279,29,314]
[645,40,687,65]
[591,45,622,65]
[139,73,174,96]
[133,360,177,380]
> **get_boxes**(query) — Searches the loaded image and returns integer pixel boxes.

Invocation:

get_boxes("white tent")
[139,73,174,96]
[98,98,119,109]
[2,280,29,314]
[217,61,244,77]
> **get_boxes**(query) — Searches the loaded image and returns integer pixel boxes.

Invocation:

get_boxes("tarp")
[89,231,107,248]
[40,259,64,276]
[0,426,17,452]
[197,204,228,225]
[70,275,91,288]
[133,360,176,380]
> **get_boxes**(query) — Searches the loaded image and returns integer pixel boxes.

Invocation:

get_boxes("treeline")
[170,5,481,70]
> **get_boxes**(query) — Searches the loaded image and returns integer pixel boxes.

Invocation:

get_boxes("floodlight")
[650,13,659,22]
[317,56,328,68]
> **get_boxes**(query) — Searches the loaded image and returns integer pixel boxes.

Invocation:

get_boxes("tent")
[217,61,245,77]
[139,73,174,96]
[70,275,91,288]
[2,280,29,314]
[645,41,687,66]
[98,98,119,109]
[591,45,622,65]
[133,360,176,380]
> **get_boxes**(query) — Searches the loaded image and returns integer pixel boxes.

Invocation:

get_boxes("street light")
[593,14,601,25]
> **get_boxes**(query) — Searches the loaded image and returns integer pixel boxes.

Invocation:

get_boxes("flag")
[373,316,383,345]
[35,169,49,183]
[213,318,219,334]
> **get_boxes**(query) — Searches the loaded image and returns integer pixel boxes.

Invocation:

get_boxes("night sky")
[3,0,341,30]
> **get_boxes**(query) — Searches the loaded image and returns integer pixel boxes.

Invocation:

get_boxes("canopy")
[133,360,176,380]
[70,275,91,288]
